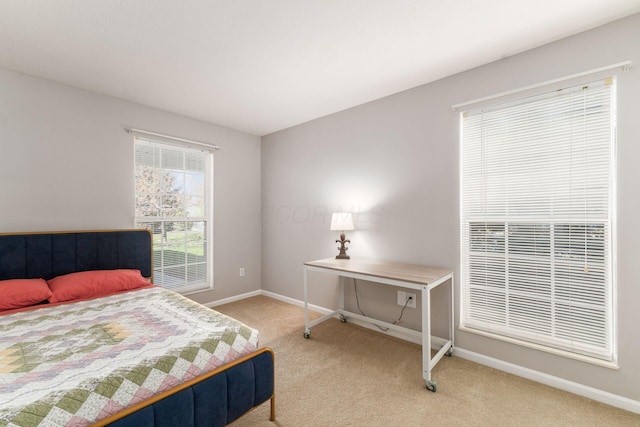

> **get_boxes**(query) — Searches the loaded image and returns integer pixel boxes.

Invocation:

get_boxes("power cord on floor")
[353,279,411,332]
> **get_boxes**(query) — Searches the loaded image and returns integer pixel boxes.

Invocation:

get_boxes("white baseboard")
[260,290,334,316]
[261,291,450,348]
[206,290,640,415]
[453,348,640,414]
[203,290,261,308]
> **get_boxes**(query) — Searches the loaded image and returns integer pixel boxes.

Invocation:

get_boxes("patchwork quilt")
[0,287,259,427]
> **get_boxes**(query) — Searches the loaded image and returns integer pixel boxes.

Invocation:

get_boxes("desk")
[303,257,454,392]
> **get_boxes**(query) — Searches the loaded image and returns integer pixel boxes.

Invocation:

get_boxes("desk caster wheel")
[445,348,453,357]
[426,380,437,393]
[303,331,311,339]
[339,315,347,323]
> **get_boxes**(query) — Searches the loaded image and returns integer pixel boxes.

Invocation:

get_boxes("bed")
[0,230,274,427]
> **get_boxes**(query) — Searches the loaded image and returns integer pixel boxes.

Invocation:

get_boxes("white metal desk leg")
[337,276,347,322]
[303,266,311,338]
[422,285,436,392]
[450,274,455,354]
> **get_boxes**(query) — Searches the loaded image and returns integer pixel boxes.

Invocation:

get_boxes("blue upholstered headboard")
[0,230,152,281]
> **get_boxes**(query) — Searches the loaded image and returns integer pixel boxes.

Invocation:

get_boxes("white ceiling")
[1,1,639,136]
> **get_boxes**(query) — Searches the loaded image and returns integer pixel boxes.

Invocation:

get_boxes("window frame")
[458,77,617,368]
[133,137,214,294]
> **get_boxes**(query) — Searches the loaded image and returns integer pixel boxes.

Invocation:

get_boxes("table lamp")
[330,212,354,259]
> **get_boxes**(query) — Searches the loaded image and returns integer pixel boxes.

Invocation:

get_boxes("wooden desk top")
[304,257,452,285]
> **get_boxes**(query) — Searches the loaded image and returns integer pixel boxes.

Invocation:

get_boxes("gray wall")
[261,13,640,400]
[0,68,262,304]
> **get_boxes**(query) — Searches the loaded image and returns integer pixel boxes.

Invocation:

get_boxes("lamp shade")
[330,212,354,231]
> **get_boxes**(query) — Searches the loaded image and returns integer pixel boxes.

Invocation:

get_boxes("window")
[460,78,616,364]
[134,138,213,293]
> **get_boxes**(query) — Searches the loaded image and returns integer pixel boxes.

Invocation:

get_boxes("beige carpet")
[215,296,639,426]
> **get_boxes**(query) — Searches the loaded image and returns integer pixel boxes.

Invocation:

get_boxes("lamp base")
[335,232,351,260]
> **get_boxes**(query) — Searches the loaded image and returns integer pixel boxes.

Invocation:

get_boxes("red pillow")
[47,269,150,303]
[0,278,53,311]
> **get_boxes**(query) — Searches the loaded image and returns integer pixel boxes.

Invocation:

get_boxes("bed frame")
[0,229,275,427]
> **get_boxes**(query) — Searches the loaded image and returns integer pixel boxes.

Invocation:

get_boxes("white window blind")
[460,78,615,362]
[134,138,213,293]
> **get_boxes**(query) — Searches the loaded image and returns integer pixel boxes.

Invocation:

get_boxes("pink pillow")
[47,269,150,303]
[0,278,53,311]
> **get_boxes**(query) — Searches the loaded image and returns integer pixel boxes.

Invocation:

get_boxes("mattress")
[0,287,259,427]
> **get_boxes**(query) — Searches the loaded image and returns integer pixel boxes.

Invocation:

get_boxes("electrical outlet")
[240,268,245,277]
[397,290,416,308]
[406,293,416,308]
